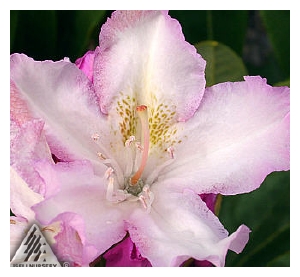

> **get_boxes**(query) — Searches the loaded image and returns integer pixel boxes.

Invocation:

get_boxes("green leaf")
[275,79,290,87]
[267,252,290,267]
[169,10,248,55]
[260,10,290,78]
[55,11,106,61]
[219,171,290,266]
[11,11,58,60]
[195,40,248,87]
[72,10,107,57]
[10,11,19,50]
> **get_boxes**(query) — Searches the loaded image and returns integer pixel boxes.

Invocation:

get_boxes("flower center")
[100,105,154,211]
[123,105,150,197]
[92,104,176,211]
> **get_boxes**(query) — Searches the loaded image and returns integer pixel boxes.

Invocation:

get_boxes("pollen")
[148,99,179,150]
[115,92,181,151]
[116,92,137,143]
[91,133,100,141]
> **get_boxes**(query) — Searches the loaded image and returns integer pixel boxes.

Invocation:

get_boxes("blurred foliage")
[11,11,58,60]
[260,10,290,79]
[10,10,290,267]
[169,10,248,55]
[219,171,290,266]
[195,40,248,87]
[10,10,108,61]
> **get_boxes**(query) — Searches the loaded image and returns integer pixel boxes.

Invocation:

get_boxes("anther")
[106,177,115,201]
[139,195,147,209]
[91,133,100,141]
[105,167,114,179]
[97,152,106,160]
[167,146,175,159]
[130,105,150,185]
[138,184,154,212]
[125,136,136,147]
[106,176,127,203]
[135,142,143,152]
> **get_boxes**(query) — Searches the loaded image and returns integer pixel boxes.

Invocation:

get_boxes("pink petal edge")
[94,10,206,121]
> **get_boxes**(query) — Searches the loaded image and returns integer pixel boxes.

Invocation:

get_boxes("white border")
[4,5,298,274]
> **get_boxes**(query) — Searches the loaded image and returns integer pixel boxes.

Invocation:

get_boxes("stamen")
[105,167,114,179]
[167,146,175,159]
[146,146,176,185]
[131,105,150,185]
[97,152,106,160]
[91,132,124,186]
[138,184,154,212]
[125,136,136,147]
[106,176,127,203]
[135,142,143,152]
[106,177,115,201]
[139,195,147,209]
[91,133,100,141]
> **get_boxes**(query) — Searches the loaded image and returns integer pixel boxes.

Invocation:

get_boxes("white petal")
[159,76,290,195]
[10,217,29,261]
[94,11,206,121]
[10,167,44,220]
[10,54,120,171]
[32,160,133,256]
[127,187,250,266]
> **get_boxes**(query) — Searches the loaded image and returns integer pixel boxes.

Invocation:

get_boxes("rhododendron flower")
[10,10,290,267]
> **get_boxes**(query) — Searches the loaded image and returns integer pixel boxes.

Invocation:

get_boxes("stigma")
[130,105,150,185]
[92,103,176,211]
[123,105,151,197]
[103,105,153,210]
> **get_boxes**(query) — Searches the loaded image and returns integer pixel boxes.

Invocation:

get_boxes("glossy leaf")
[219,171,290,266]
[275,79,290,87]
[11,10,58,60]
[72,10,107,58]
[260,10,290,78]
[169,10,248,55]
[10,11,18,50]
[195,40,248,87]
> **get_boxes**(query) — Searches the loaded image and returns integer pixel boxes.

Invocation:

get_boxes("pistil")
[130,105,150,185]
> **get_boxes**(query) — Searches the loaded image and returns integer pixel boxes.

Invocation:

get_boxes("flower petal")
[94,10,206,122]
[32,160,132,264]
[160,76,290,195]
[10,80,32,125]
[200,193,218,213]
[10,118,52,195]
[126,187,250,266]
[104,236,151,267]
[75,50,95,83]
[10,216,29,261]
[47,212,99,267]
[10,53,116,165]
[10,167,44,220]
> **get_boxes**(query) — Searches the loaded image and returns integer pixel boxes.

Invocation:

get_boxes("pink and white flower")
[10,10,290,266]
